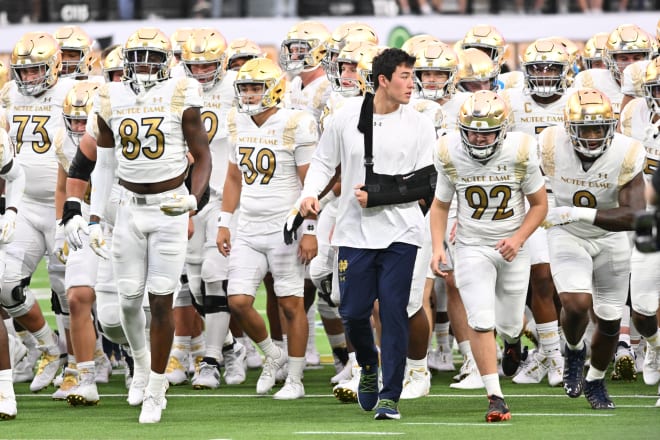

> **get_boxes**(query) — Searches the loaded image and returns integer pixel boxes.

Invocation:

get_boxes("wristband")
[217,211,233,228]
[302,219,317,236]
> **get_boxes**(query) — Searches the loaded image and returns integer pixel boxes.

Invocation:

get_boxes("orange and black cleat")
[485,395,511,422]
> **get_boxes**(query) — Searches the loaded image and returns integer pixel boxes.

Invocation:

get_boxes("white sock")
[586,366,606,382]
[482,373,502,398]
[287,356,305,381]
[537,320,561,355]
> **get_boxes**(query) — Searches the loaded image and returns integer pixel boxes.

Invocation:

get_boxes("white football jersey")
[434,131,545,247]
[539,126,645,238]
[320,91,358,133]
[621,60,650,98]
[0,128,16,170]
[439,91,471,133]
[53,128,73,172]
[1,77,76,201]
[94,77,203,184]
[284,74,332,122]
[410,97,445,132]
[227,107,318,235]
[618,97,660,185]
[572,69,623,115]
[499,71,524,90]
[200,69,237,202]
[502,88,570,137]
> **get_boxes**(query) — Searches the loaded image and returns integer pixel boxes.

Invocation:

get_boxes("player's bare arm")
[182,106,212,207]
[496,186,548,262]
[217,162,242,256]
[429,197,451,277]
[593,172,646,231]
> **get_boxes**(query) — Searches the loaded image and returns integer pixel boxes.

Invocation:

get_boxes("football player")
[540,88,646,409]
[53,25,98,81]
[430,90,547,422]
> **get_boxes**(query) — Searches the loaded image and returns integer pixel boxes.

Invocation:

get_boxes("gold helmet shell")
[521,38,570,97]
[53,25,95,78]
[62,81,100,146]
[356,45,386,94]
[280,20,330,74]
[401,34,441,57]
[564,88,617,158]
[225,38,263,71]
[458,90,510,161]
[0,61,9,90]
[455,48,500,93]
[643,57,660,114]
[234,57,286,115]
[11,31,62,96]
[102,45,123,82]
[123,27,172,90]
[181,28,227,92]
[325,21,378,67]
[605,24,654,81]
[461,25,507,65]
[582,32,609,70]
[330,40,376,97]
[413,41,458,100]
[170,27,194,57]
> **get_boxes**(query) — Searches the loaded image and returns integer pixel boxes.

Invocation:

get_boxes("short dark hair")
[372,48,416,91]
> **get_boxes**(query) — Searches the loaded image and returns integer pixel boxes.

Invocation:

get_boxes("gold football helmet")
[62,81,99,147]
[170,27,194,60]
[53,25,95,78]
[643,57,660,114]
[123,27,172,91]
[455,48,500,93]
[234,58,286,115]
[102,45,123,82]
[280,21,331,74]
[224,38,263,71]
[582,32,609,70]
[181,28,227,92]
[11,31,62,96]
[413,41,458,100]
[605,24,654,82]
[521,38,570,97]
[325,22,378,66]
[458,90,510,161]
[401,34,441,57]
[0,61,9,90]
[356,45,386,94]
[330,40,376,97]
[564,88,617,158]
[461,25,507,65]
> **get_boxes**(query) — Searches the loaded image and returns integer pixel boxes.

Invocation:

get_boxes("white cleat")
[428,349,455,372]
[256,348,287,395]
[138,392,165,424]
[400,367,431,399]
[273,377,305,400]
[513,349,547,384]
[450,367,484,390]
[127,369,148,406]
[30,350,65,392]
[332,367,360,403]
[52,368,78,400]
[545,351,564,387]
[94,351,112,384]
[192,361,220,389]
[331,358,355,384]
[244,340,263,369]
[453,356,475,382]
[0,393,17,420]
[164,355,188,386]
[643,344,660,386]
[223,343,247,385]
[67,382,100,406]
[12,354,36,383]
[305,347,321,367]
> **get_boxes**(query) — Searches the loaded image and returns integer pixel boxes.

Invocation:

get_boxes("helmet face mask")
[62,81,98,147]
[643,58,660,115]
[280,21,330,75]
[181,28,227,92]
[11,32,61,96]
[582,32,609,70]
[606,24,654,83]
[565,89,617,159]
[413,42,458,100]
[123,28,172,92]
[54,25,94,79]
[458,90,510,162]
[234,58,286,115]
[522,39,569,98]
[328,41,375,97]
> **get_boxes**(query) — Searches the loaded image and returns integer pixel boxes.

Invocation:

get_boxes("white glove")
[53,223,69,264]
[88,223,110,260]
[542,206,597,228]
[0,210,17,244]
[159,194,197,216]
[64,215,88,250]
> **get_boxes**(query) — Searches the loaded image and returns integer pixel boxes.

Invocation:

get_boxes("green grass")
[12,260,659,439]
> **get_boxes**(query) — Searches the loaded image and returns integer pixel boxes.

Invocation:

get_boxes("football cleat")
[357,364,379,411]
[223,342,247,385]
[611,341,637,381]
[450,367,484,390]
[0,393,17,420]
[545,351,564,387]
[400,366,431,399]
[583,378,615,409]
[374,399,400,420]
[502,340,525,377]
[138,391,166,424]
[512,349,547,384]
[127,368,148,406]
[7,333,27,368]
[192,359,221,390]
[256,347,287,395]
[66,381,100,407]
[485,395,511,422]
[331,357,356,384]
[563,345,587,398]
[642,343,660,385]
[52,367,78,400]
[428,348,456,372]
[454,356,476,382]
[273,376,305,400]
[165,354,189,386]
[30,350,66,392]
[243,339,263,369]
[94,350,112,384]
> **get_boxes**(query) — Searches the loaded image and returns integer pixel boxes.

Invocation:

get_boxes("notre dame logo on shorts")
[338,259,348,283]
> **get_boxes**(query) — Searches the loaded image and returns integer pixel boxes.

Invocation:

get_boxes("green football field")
[7,260,658,439]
